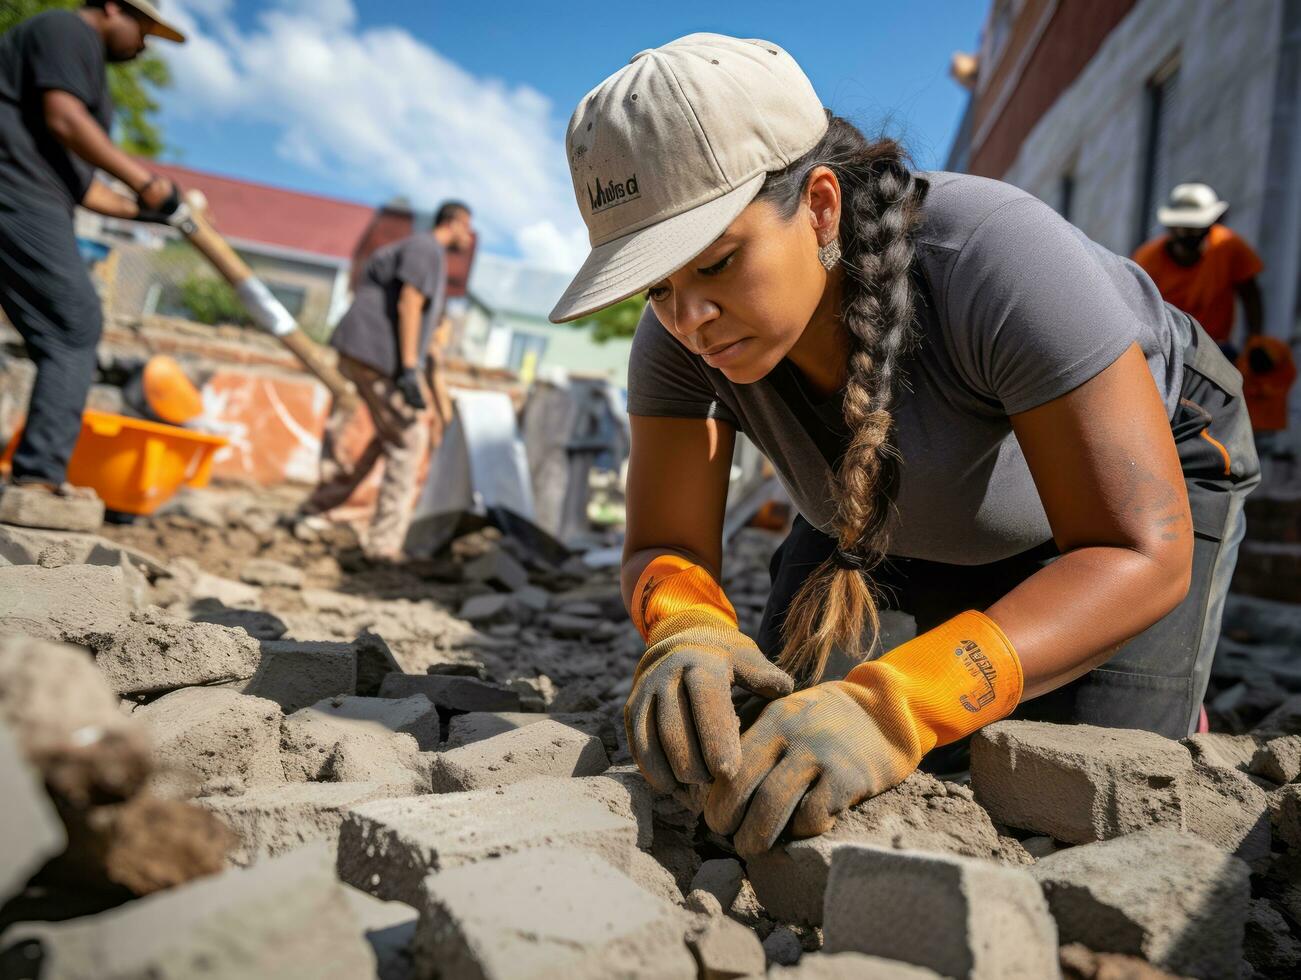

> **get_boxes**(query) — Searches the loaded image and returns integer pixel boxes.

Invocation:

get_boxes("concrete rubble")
[0,486,1298,978]
[824,844,1060,978]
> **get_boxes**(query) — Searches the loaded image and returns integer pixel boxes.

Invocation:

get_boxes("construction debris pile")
[2,488,1300,980]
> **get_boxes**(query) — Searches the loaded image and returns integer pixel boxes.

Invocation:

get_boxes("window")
[1135,58,1180,250]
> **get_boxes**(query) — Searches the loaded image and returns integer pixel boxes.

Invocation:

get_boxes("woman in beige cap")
[549,34,1257,855]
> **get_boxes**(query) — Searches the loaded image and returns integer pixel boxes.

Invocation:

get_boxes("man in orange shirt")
[1133,183,1264,358]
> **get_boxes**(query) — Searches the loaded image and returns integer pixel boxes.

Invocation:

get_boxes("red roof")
[146,162,376,261]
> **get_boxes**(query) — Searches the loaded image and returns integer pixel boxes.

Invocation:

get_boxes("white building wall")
[1000,0,1283,260]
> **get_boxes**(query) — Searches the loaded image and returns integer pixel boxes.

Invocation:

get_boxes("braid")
[757,116,925,683]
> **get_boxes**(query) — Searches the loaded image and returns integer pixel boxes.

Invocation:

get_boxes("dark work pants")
[757,315,1260,760]
[0,201,102,486]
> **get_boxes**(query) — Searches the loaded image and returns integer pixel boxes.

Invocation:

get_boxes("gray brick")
[824,845,1058,979]
[1031,828,1249,979]
[428,719,608,792]
[412,847,696,979]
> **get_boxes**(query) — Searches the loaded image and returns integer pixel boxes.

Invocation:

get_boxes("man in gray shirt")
[304,201,475,560]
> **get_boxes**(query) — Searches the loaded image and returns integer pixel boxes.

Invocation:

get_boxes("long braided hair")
[756,114,926,684]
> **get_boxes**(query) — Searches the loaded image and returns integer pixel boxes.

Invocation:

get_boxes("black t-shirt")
[0,11,113,212]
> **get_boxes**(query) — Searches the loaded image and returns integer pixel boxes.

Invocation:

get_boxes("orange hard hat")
[142,355,203,425]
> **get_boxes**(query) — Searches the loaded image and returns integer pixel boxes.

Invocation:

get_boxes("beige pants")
[305,354,430,559]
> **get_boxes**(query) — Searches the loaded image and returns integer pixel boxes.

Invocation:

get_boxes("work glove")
[625,555,794,794]
[135,178,183,226]
[705,610,1023,856]
[395,367,427,410]
[1247,344,1276,375]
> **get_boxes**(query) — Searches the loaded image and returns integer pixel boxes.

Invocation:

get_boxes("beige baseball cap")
[122,0,187,44]
[548,34,827,323]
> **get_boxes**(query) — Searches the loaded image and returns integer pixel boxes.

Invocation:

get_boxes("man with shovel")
[0,1,187,531]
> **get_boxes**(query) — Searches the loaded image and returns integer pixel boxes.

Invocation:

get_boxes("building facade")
[950,0,1301,343]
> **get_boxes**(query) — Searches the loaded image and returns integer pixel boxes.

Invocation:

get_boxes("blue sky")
[157,1,986,269]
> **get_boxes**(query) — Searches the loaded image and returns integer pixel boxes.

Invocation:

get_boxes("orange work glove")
[705,610,1022,855]
[625,555,794,793]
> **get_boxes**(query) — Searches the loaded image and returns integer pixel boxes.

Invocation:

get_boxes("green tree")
[177,273,253,328]
[573,294,646,344]
[0,0,171,157]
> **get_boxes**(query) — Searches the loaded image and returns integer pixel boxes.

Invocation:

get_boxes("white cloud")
[161,0,586,273]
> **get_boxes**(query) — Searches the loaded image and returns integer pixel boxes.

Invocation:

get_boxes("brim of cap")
[147,22,187,43]
[549,172,766,323]
[125,0,187,42]
[1157,201,1227,228]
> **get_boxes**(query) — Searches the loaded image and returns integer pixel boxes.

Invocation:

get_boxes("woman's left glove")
[705,610,1023,855]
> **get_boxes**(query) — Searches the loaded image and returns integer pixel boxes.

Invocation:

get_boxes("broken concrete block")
[1252,735,1301,783]
[412,846,697,979]
[4,845,375,979]
[280,695,434,790]
[0,723,66,904]
[746,772,1030,926]
[343,885,418,980]
[763,926,804,967]
[462,547,529,592]
[338,777,639,906]
[239,557,304,589]
[242,639,357,713]
[1257,693,1301,735]
[0,482,104,533]
[629,848,685,905]
[353,632,402,698]
[0,564,131,642]
[1184,759,1271,864]
[140,688,284,796]
[444,709,614,753]
[769,952,943,978]
[0,524,167,577]
[0,634,138,757]
[1031,828,1249,979]
[971,721,1191,844]
[1184,732,1262,773]
[691,858,745,911]
[688,915,765,979]
[1273,784,1301,849]
[429,718,609,792]
[379,672,519,713]
[82,607,262,696]
[457,592,515,625]
[1244,897,1301,977]
[824,845,1059,979]
[200,781,407,866]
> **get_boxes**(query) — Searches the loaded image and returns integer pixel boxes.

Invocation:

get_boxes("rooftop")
[147,162,376,262]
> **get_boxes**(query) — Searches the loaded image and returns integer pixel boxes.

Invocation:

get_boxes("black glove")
[1248,345,1276,375]
[135,182,182,225]
[395,367,427,410]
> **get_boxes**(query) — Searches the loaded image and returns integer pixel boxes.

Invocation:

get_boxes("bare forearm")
[986,544,1190,700]
[45,95,152,193]
[80,180,138,219]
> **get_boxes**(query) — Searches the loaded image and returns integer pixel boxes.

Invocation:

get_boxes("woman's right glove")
[625,555,794,793]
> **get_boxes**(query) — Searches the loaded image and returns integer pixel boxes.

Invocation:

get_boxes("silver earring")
[818,238,842,271]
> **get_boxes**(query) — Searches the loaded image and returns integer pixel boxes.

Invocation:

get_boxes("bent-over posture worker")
[303,201,474,560]
[548,35,1259,856]
[0,1,186,522]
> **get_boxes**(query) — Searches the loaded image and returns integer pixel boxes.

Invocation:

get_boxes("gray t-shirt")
[0,11,113,212]
[331,234,446,377]
[626,171,1185,565]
